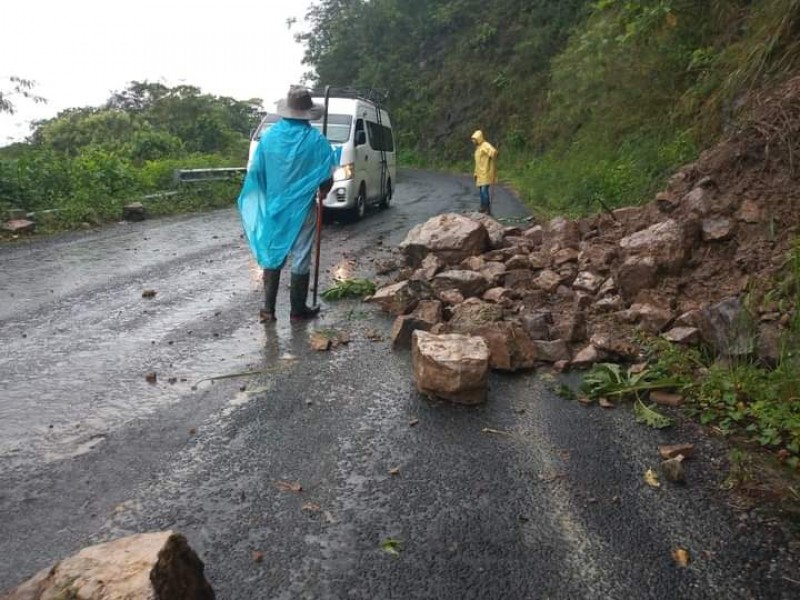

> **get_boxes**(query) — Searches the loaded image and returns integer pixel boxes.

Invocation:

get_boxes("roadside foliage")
[0,82,262,229]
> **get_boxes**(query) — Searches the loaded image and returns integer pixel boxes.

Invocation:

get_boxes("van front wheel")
[352,185,366,221]
[379,178,392,209]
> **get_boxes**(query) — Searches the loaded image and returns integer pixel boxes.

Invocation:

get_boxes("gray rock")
[122,202,147,222]
[2,219,35,234]
[531,339,570,363]
[702,217,735,242]
[697,297,757,356]
[662,326,701,345]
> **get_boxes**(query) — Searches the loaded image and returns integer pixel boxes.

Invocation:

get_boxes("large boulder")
[400,213,489,267]
[412,331,490,404]
[1,531,214,600]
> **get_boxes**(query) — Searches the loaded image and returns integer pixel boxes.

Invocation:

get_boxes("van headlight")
[333,163,354,182]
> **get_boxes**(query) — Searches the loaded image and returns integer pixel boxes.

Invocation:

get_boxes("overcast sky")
[0,0,314,145]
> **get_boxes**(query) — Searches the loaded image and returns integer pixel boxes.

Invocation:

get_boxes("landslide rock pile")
[369,78,800,401]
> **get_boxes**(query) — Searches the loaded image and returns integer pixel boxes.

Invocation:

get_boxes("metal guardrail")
[173,168,246,184]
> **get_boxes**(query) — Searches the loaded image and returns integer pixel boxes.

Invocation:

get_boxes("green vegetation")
[321,278,377,300]
[301,0,800,217]
[579,362,683,428]
[0,81,260,230]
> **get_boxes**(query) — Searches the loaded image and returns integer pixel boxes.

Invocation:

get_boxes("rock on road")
[0,170,797,599]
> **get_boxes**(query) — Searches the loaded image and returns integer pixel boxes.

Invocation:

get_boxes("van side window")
[366,122,394,152]
[355,119,365,146]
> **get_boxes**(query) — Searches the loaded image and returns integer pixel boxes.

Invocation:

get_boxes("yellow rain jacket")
[471,130,498,186]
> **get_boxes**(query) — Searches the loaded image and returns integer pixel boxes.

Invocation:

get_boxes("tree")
[0,76,46,114]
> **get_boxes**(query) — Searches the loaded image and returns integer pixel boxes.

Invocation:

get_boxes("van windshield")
[252,114,352,144]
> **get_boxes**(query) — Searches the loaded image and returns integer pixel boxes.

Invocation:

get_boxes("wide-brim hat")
[275,85,324,120]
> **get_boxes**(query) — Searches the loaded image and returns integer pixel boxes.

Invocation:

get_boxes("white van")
[248,92,397,220]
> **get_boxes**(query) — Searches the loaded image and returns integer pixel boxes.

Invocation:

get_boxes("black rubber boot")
[260,269,281,323]
[290,273,320,321]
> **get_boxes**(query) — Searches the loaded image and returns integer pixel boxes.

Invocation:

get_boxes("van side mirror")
[356,131,366,146]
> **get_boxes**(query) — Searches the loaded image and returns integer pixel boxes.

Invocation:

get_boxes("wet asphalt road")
[1,170,798,599]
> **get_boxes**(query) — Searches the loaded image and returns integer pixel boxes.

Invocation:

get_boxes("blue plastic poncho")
[238,119,337,269]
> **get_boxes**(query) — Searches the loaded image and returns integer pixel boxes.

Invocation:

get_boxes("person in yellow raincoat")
[471,130,498,214]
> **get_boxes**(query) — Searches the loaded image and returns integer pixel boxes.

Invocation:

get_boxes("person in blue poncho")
[238,86,337,322]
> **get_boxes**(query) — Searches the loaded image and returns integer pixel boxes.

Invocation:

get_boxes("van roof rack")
[309,87,389,105]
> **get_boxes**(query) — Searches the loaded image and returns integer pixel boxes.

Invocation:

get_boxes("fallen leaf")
[408,418,420,427]
[389,467,400,476]
[188,427,197,435]
[380,538,402,556]
[145,372,157,384]
[644,468,661,488]
[302,502,322,513]
[274,480,303,493]
[142,289,157,298]
[335,331,351,345]
[598,397,615,409]
[251,550,264,563]
[672,547,690,567]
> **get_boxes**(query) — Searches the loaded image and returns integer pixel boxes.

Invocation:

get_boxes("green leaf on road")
[380,538,402,556]
[634,398,673,429]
